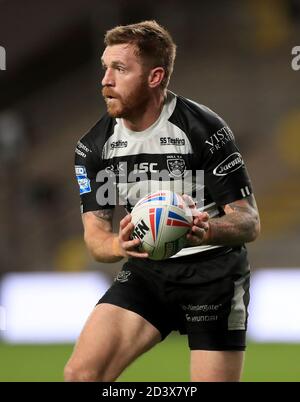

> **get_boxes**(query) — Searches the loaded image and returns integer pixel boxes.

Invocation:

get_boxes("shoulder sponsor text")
[213,152,244,176]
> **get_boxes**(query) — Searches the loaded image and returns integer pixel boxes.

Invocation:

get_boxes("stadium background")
[0,0,300,381]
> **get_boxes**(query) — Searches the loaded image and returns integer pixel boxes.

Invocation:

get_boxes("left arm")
[187,194,260,246]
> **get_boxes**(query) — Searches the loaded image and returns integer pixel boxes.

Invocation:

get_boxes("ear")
[148,67,165,88]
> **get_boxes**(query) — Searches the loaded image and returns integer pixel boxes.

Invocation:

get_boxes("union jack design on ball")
[138,191,167,206]
[149,207,163,241]
[166,211,191,227]
[138,191,182,207]
[171,192,183,207]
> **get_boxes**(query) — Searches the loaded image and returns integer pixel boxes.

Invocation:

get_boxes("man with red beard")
[65,21,260,382]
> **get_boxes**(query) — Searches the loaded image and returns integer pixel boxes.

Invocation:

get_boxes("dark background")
[0,0,299,277]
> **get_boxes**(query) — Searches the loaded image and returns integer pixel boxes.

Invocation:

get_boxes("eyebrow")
[101,59,126,68]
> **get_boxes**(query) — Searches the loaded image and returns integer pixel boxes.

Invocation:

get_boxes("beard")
[102,80,150,120]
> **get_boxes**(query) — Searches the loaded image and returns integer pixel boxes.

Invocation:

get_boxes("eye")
[116,66,125,73]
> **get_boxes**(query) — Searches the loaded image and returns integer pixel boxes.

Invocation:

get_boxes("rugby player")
[64,20,260,382]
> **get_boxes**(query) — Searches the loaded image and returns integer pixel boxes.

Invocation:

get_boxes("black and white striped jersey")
[75,91,253,257]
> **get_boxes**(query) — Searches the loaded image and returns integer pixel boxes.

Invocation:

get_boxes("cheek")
[131,79,149,98]
[116,76,148,106]
[116,85,134,104]
[115,80,130,98]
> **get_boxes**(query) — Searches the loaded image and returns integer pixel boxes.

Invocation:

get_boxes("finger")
[182,194,196,208]
[197,219,209,228]
[200,212,210,221]
[121,222,135,240]
[123,238,141,250]
[192,221,209,232]
[191,225,207,237]
[126,250,149,258]
[194,214,209,225]
[120,214,132,230]
[194,212,209,220]
[182,195,200,219]
[189,208,205,219]
[186,232,201,245]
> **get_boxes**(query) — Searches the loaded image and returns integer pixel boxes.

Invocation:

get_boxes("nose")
[101,68,115,87]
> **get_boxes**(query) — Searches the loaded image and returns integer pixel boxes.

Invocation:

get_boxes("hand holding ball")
[130,191,193,260]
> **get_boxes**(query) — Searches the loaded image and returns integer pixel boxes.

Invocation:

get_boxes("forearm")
[85,232,124,263]
[203,211,260,246]
[82,210,125,263]
[82,210,147,263]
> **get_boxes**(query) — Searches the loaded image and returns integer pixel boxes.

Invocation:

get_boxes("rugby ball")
[130,191,193,260]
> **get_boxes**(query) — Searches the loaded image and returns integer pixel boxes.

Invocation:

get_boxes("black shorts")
[97,246,250,351]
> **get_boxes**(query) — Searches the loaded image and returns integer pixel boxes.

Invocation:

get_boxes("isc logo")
[133,162,158,173]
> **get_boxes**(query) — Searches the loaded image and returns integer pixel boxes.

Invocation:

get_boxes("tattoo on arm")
[205,195,260,246]
[91,209,113,222]
[83,209,121,262]
[224,194,258,216]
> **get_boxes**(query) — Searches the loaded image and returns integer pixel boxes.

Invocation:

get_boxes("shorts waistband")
[129,246,243,267]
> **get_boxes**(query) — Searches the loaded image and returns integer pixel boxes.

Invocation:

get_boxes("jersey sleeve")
[200,122,253,206]
[74,138,115,213]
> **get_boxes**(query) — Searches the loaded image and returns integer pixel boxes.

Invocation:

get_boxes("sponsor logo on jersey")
[110,140,128,149]
[105,162,125,176]
[75,148,87,158]
[115,270,131,283]
[75,141,91,158]
[181,303,222,312]
[185,313,218,322]
[133,162,158,173]
[166,156,186,177]
[213,152,244,176]
[160,137,185,146]
[205,126,234,154]
[77,141,91,153]
[75,165,91,195]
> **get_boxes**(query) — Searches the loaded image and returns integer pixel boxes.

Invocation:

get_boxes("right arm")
[82,209,148,263]
[75,134,147,263]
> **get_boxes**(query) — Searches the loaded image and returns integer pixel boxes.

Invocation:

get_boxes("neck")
[123,91,166,132]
